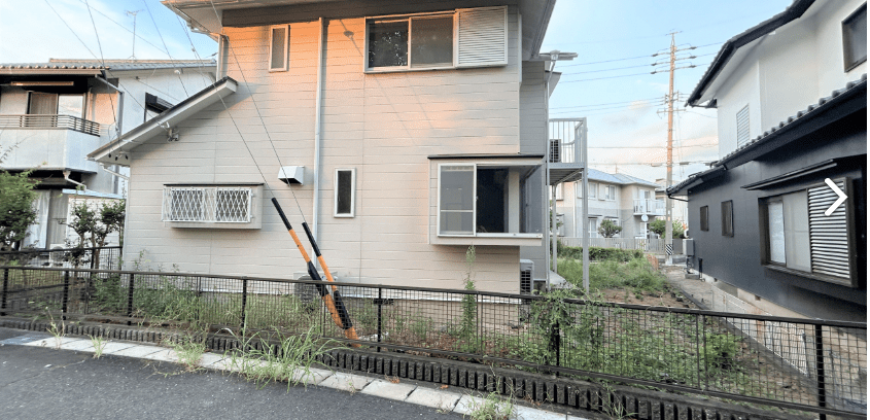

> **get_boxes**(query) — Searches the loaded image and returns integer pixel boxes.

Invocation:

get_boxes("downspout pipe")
[312,17,325,261]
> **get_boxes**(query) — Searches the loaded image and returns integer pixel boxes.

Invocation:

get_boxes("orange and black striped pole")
[271,198,360,345]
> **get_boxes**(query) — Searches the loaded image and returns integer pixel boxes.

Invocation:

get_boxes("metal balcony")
[633,199,665,216]
[548,118,586,185]
[0,114,101,136]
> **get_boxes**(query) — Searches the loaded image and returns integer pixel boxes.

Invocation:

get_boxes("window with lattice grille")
[163,186,254,225]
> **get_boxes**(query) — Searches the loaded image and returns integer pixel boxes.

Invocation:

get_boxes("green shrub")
[557,256,668,295]
[557,242,643,261]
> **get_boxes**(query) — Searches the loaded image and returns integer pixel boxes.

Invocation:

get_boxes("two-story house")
[86,0,580,293]
[668,0,866,322]
[0,59,217,249]
[555,169,662,240]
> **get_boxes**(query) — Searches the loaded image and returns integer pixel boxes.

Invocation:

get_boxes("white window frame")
[162,186,254,224]
[334,168,356,218]
[604,185,616,201]
[588,182,598,199]
[269,25,289,72]
[436,162,541,238]
[363,6,507,73]
[437,163,476,237]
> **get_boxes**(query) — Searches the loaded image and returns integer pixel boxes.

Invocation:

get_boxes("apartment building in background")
[0,59,216,249]
[555,169,662,239]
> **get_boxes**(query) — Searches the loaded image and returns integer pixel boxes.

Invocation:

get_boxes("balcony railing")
[548,118,586,164]
[0,114,100,136]
[633,198,665,215]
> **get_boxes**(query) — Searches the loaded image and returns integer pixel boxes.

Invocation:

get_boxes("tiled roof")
[0,59,215,71]
[669,73,867,196]
[587,168,658,187]
[715,74,866,167]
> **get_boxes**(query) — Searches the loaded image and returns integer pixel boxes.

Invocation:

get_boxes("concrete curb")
[0,332,584,420]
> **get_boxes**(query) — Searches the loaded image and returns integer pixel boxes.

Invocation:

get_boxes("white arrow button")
[824,178,847,216]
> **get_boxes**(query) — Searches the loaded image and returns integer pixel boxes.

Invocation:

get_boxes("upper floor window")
[588,182,598,199]
[29,92,84,118]
[843,4,867,72]
[604,185,616,201]
[736,105,750,147]
[366,7,507,72]
[553,183,563,201]
[270,25,289,71]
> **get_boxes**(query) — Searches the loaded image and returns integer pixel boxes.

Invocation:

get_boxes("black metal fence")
[0,265,864,419]
[0,247,121,271]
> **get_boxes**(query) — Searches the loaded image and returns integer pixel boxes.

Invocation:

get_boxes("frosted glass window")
[767,201,786,264]
[270,27,288,71]
[335,169,355,217]
[439,165,474,235]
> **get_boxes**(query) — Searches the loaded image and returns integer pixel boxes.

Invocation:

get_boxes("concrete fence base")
[0,317,812,420]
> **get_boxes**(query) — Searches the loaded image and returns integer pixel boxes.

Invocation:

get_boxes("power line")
[557,42,721,68]
[558,64,652,75]
[549,97,662,110]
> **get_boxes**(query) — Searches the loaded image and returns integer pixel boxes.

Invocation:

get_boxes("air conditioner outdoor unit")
[520,259,534,295]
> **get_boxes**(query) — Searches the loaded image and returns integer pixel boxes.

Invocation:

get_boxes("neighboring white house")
[555,169,662,240]
[655,178,688,234]
[88,0,580,293]
[0,59,216,248]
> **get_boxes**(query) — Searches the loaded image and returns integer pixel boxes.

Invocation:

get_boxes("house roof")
[587,169,659,188]
[88,76,238,165]
[686,0,816,107]
[0,59,216,74]
[669,74,867,197]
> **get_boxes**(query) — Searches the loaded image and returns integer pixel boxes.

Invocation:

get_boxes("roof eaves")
[686,0,816,107]
[716,74,866,169]
[88,76,238,164]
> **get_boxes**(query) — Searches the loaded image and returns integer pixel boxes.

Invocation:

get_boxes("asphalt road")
[0,328,463,420]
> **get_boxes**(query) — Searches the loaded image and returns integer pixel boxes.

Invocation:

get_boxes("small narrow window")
[736,105,750,147]
[334,169,355,217]
[270,25,288,71]
[588,182,597,199]
[843,4,867,71]
[699,206,709,232]
[721,201,733,237]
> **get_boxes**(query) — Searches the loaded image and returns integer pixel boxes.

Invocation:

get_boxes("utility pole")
[652,32,696,263]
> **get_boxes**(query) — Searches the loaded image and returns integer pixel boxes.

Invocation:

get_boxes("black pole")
[815,324,827,420]
[0,267,9,316]
[61,270,70,320]
[377,287,383,353]
[241,279,248,330]
[126,273,135,324]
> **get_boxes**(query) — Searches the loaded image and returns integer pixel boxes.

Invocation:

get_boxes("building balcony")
[0,115,104,173]
[548,118,586,185]
[633,199,665,216]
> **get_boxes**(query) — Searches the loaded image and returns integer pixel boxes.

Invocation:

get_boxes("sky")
[0,0,793,184]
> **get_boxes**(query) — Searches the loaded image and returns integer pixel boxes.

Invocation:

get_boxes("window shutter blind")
[455,6,508,67]
[808,179,852,282]
[736,105,750,147]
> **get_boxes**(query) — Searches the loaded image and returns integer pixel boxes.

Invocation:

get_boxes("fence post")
[376,287,383,353]
[701,314,708,390]
[241,279,248,330]
[814,324,827,420]
[61,270,70,320]
[0,267,9,316]
[126,273,135,324]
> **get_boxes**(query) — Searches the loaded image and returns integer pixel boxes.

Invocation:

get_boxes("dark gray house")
[668,0,866,322]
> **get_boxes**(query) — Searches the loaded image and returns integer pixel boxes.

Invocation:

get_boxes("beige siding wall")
[125,8,535,293]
